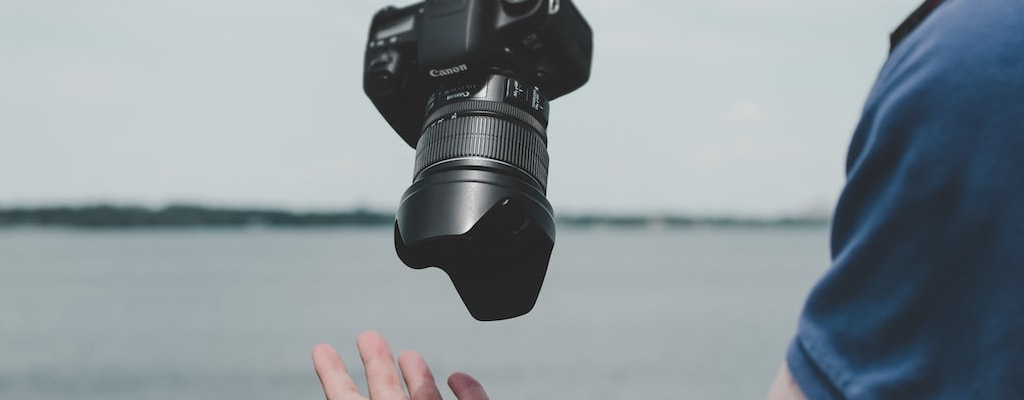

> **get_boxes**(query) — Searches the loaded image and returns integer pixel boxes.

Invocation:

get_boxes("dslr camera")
[363,0,593,320]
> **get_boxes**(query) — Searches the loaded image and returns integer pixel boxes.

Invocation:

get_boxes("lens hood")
[394,164,555,321]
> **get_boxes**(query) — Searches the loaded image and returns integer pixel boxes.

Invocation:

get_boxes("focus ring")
[415,114,549,188]
[424,100,548,141]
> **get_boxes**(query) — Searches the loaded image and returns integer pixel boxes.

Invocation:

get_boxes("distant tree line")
[0,205,394,228]
[555,214,828,228]
[0,205,829,229]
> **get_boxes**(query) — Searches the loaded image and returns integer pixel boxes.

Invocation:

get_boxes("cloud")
[678,96,810,172]
[724,97,776,130]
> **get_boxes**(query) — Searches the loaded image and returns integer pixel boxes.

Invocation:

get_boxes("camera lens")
[394,73,556,321]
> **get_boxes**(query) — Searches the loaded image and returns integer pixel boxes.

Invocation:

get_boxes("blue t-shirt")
[787,0,1024,398]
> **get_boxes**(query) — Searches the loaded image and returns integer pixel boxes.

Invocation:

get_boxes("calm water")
[0,227,829,399]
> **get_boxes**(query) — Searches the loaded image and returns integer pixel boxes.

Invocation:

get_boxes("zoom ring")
[415,114,549,189]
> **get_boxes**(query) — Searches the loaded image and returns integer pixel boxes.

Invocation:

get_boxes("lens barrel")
[394,73,556,321]
[415,99,549,191]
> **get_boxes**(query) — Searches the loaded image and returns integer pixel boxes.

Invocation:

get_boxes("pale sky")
[0,0,923,216]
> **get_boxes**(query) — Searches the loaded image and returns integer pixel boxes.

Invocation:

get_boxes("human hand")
[312,331,490,400]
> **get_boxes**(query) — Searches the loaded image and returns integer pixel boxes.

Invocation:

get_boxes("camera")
[363,0,593,320]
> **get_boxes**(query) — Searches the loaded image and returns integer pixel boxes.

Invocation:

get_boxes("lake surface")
[0,227,830,399]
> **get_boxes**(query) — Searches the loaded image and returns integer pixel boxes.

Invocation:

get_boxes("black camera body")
[363,0,592,321]
[365,0,592,146]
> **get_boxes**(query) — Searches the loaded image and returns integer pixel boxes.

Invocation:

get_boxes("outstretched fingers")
[316,332,481,400]
[312,343,365,400]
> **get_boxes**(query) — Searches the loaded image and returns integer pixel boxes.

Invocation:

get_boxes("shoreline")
[0,205,829,229]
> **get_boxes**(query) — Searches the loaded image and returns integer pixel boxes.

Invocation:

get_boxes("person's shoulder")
[880,0,1024,95]
[849,0,1024,170]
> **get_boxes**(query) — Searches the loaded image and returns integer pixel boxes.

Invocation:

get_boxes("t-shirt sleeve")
[786,1,1024,398]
